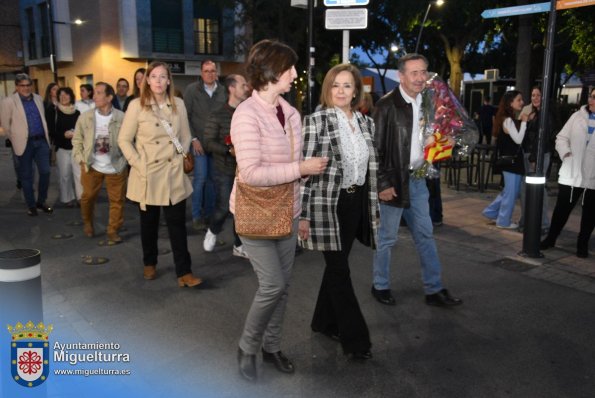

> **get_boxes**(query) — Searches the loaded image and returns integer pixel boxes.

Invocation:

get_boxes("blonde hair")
[319,64,363,110]
[140,61,177,113]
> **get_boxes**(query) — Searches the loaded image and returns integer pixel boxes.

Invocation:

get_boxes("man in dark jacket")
[371,54,462,307]
[184,60,228,230]
[202,74,249,258]
[478,96,496,145]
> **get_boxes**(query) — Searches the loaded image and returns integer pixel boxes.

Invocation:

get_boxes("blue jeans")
[18,138,51,208]
[482,171,522,227]
[191,153,215,221]
[373,178,443,294]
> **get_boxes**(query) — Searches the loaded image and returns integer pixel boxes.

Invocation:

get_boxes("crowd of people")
[480,86,594,258]
[1,39,593,382]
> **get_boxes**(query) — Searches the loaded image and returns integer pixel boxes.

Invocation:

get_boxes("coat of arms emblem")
[7,321,53,388]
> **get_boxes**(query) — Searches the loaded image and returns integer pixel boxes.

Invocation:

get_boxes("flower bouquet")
[410,73,479,179]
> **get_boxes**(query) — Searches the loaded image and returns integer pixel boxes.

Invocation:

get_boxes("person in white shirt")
[482,90,528,229]
[75,84,95,114]
[72,82,128,243]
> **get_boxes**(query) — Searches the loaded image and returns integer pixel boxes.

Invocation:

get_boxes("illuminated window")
[193,0,221,55]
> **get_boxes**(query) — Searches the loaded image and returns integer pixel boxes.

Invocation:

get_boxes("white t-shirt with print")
[91,110,116,174]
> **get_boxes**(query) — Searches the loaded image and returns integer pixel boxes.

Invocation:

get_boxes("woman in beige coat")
[118,61,202,287]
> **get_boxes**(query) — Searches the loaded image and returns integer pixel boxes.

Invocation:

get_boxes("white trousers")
[56,148,81,203]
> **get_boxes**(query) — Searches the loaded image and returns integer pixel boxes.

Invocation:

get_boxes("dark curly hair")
[245,40,298,91]
[57,87,75,105]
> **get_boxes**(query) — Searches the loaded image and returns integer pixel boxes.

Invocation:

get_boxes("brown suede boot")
[83,223,94,238]
[177,273,202,288]
[144,265,156,280]
[107,233,122,244]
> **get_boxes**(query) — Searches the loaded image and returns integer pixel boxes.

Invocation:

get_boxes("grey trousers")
[238,218,298,355]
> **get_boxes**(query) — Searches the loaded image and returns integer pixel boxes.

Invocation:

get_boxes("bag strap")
[152,107,185,155]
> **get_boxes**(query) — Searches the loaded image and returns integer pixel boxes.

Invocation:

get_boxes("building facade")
[0,1,24,97]
[19,0,248,97]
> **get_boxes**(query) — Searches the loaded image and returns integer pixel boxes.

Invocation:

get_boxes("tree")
[350,0,508,97]
[226,0,594,104]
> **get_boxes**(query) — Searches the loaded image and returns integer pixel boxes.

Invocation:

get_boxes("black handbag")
[494,154,518,167]
[494,146,522,167]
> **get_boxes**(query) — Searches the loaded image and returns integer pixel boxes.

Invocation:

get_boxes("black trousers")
[139,199,192,277]
[311,185,371,354]
[546,184,595,253]
[209,171,241,247]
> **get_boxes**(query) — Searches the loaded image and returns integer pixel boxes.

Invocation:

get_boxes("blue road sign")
[324,0,369,6]
[481,2,550,18]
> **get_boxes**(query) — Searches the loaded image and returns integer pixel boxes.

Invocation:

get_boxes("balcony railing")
[152,28,183,54]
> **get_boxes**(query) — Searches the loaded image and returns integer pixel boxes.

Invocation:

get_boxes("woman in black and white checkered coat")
[299,63,379,361]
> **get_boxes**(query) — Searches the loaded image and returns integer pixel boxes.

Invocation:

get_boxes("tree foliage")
[226,0,594,102]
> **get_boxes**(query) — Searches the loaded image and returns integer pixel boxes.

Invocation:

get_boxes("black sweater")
[46,107,80,150]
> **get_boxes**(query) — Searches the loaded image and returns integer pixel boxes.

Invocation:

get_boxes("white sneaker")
[203,229,217,252]
[497,223,519,230]
[233,245,249,259]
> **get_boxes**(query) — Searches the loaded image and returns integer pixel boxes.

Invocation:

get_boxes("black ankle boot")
[540,238,555,250]
[577,237,589,258]
[237,347,256,381]
[262,349,295,374]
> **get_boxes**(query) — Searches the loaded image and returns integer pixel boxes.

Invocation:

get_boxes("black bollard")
[521,176,545,258]
[0,249,47,397]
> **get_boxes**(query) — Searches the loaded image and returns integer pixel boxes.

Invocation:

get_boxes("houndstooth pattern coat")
[300,108,379,251]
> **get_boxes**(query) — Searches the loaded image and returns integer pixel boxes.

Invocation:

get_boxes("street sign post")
[556,0,595,9]
[323,0,369,65]
[325,8,368,29]
[481,2,549,18]
[482,0,595,18]
[324,0,369,6]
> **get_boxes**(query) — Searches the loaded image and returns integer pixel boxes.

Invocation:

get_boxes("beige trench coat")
[118,97,193,210]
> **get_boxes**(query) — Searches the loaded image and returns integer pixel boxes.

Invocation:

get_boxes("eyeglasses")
[17,84,32,87]
[202,70,217,74]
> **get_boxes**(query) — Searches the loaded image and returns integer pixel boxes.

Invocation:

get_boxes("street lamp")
[45,0,83,83]
[414,0,444,54]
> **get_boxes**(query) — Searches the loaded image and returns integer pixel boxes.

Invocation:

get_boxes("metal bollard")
[521,175,546,258]
[1,249,47,397]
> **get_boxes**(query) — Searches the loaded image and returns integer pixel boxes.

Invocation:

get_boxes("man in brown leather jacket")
[371,54,462,308]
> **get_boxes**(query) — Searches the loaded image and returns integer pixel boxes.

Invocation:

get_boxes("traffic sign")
[481,2,549,18]
[324,0,369,6]
[557,0,595,9]
[325,8,368,29]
